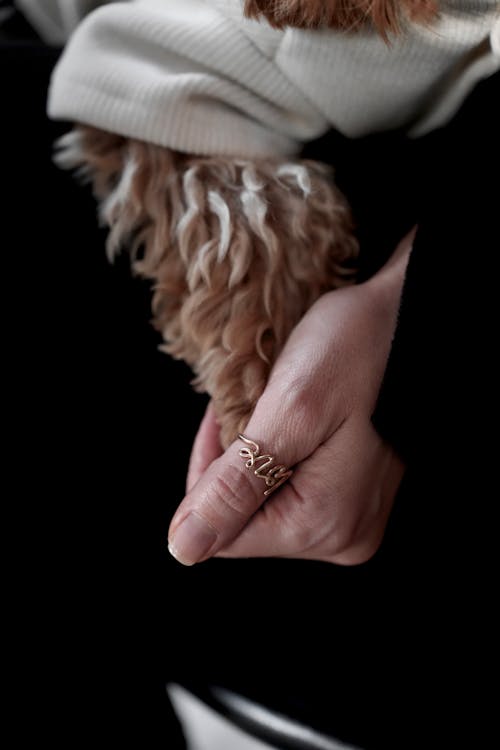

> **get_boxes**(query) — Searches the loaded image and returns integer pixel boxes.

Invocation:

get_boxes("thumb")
[167,389,310,566]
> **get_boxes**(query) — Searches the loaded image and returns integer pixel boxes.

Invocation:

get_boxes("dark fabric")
[5,18,497,749]
[371,71,500,464]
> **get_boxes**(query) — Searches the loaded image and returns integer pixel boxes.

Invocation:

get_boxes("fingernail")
[168,512,218,566]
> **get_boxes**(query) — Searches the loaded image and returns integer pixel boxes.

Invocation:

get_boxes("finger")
[215,419,403,564]
[186,402,223,494]
[212,433,346,560]
[167,384,323,566]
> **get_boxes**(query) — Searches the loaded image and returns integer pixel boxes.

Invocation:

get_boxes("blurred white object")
[167,683,360,750]
[168,683,278,750]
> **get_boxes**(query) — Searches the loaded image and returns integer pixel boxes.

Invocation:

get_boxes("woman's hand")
[168,229,415,565]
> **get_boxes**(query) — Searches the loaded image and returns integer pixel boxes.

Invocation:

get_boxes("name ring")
[237,434,293,497]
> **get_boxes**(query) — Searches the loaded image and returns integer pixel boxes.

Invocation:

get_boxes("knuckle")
[320,511,362,563]
[330,526,357,560]
[282,486,335,554]
[327,515,384,566]
[286,519,317,553]
[205,466,261,525]
[275,373,347,440]
[332,540,381,566]
[285,376,318,419]
[275,376,322,438]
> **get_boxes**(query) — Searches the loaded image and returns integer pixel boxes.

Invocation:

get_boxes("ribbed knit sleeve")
[274,2,500,137]
[46,0,328,158]
[43,0,499,157]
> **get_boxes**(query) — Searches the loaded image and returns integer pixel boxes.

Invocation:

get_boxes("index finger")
[167,389,312,565]
[186,402,223,493]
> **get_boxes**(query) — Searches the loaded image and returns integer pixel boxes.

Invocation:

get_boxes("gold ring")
[237,434,293,497]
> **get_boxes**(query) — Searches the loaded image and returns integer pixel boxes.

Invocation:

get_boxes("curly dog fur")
[56,127,357,447]
[55,1,438,446]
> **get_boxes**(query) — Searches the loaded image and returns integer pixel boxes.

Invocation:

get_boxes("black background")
[3,8,499,749]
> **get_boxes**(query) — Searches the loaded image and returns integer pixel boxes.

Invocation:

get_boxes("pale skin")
[168,227,416,566]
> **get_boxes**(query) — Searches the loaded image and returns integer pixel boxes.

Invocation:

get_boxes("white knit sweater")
[16,0,500,157]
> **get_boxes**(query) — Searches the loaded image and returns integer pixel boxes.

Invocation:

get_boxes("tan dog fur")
[58,1,438,446]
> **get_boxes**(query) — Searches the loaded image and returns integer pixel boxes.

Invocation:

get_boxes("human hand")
[168,229,415,566]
